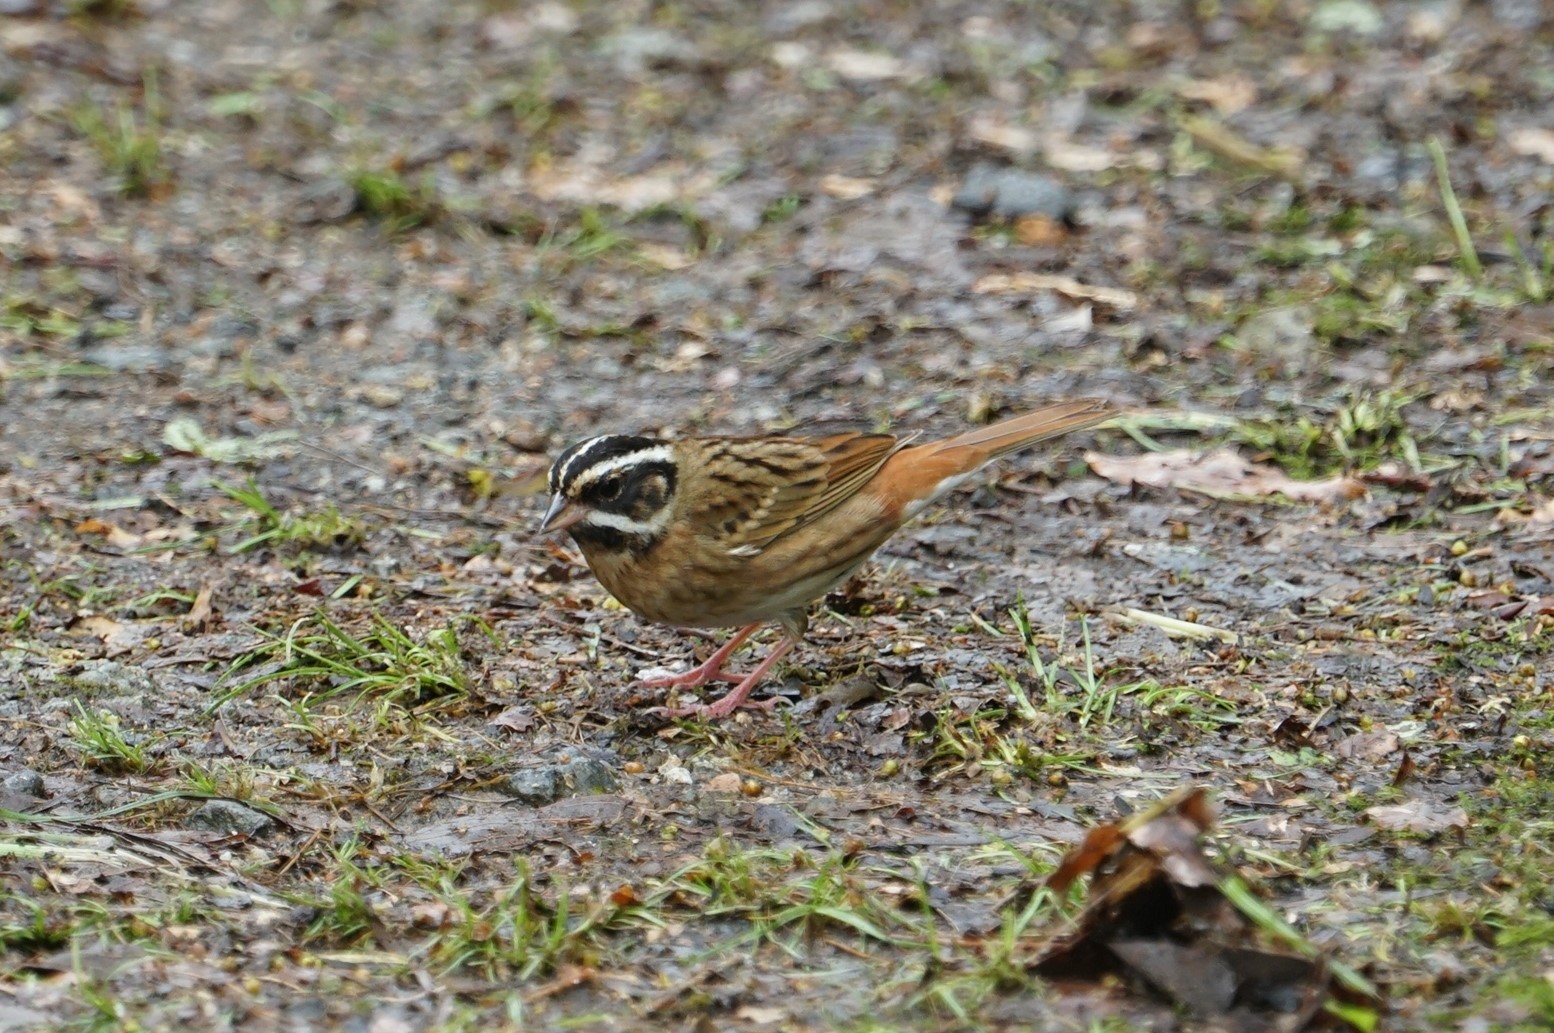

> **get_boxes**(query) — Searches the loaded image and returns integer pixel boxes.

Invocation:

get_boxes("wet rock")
[3,769,45,797]
[79,341,170,373]
[1236,304,1319,373]
[186,799,275,837]
[599,28,704,75]
[953,164,1072,220]
[66,660,159,697]
[293,178,358,224]
[496,746,620,805]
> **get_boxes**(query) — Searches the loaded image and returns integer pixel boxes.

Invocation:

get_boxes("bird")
[538,398,1113,720]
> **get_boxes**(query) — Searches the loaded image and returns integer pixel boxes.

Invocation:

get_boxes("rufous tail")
[921,398,1114,462]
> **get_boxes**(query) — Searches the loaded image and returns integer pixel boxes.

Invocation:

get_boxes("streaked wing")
[689,433,905,552]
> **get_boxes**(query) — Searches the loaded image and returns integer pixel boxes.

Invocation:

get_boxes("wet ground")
[2,1,1553,1030]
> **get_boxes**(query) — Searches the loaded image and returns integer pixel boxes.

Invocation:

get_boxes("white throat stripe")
[581,507,671,536]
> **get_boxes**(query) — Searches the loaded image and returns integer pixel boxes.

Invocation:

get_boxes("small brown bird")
[539,399,1113,720]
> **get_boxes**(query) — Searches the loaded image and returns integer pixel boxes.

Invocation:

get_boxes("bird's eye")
[595,476,625,501]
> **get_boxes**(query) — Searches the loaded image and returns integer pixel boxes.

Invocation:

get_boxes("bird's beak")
[539,493,586,534]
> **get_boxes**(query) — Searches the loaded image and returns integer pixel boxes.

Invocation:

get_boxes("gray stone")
[496,746,620,805]
[2,769,45,797]
[952,164,1072,220]
[186,799,275,837]
[66,660,159,697]
[599,29,703,75]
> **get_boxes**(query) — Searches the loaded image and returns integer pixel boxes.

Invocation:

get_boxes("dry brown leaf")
[1087,448,1366,502]
[1178,73,1258,115]
[1034,786,1371,1025]
[186,584,217,633]
[825,48,913,82]
[1046,823,1126,894]
[1507,126,1554,164]
[970,272,1138,309]
[78,615,148,656]
[1497,496,1554,525]
[964,113,1038,155]
[1366,799,1468,834]
[734,1005,788,1024]
[1335,730,1400,760]
[490,706,537,732]
[1013,213,1067,246]
[523,962,596,1002]
[702,772,744,794]
[819,174,876,200]
[74,517,143,549]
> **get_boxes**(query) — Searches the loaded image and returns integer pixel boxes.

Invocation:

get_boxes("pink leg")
[638,624,759,690]
[654,636,797,720]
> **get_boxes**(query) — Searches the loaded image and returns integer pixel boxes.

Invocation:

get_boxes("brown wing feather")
[801,432,912,527]
[686,433,906,552]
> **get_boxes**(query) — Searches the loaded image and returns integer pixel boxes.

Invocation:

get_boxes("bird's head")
[539,435,678,552]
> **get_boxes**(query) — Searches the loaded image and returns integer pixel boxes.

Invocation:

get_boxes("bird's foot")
[635,624,761,690]
[646,693,787,720]
[644,636,798,722]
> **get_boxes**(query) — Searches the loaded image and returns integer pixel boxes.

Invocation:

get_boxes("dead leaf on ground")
[1334,730,1401,761]
[971,272,1138,310]
[76,615,150,656]
[1178,73,1258,115]
[1497,496,1554,525]
[185,584,217,633]
[1506,126,1554,164]
[1033,787,1379,1029]
[523,963,597,1002]
[74,517,143,550]
[1087,448,1366,503]
[489,705,537,732]
[1365,799,1469,834]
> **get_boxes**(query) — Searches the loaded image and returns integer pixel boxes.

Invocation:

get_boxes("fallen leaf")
[1366,799,1468,834]
[702,772,743,795]
[77,615,149,655]
[1035,787,1378,1027]
[825,48,911,81]
[1178,73,1258,115]
[186,583,217,632]
[819,174,876,200]
[1013,213,1067,246]
[1507,126,1554,164]
[970,272,1138,309]
[1497,496,1554,525]
[1046,823,1125,894]
[1334,730,1400,760]
[74,517,142,549]
[1087,448,1366,502]
[490,706,537,732]
[734,1005,787,1024]
[523,963,595,1001]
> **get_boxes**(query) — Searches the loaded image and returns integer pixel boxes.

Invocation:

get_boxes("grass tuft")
[69,73,169,197]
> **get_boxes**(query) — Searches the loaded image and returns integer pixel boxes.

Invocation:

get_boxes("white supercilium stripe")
[570,444,674,487]
[556,436,607,491]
